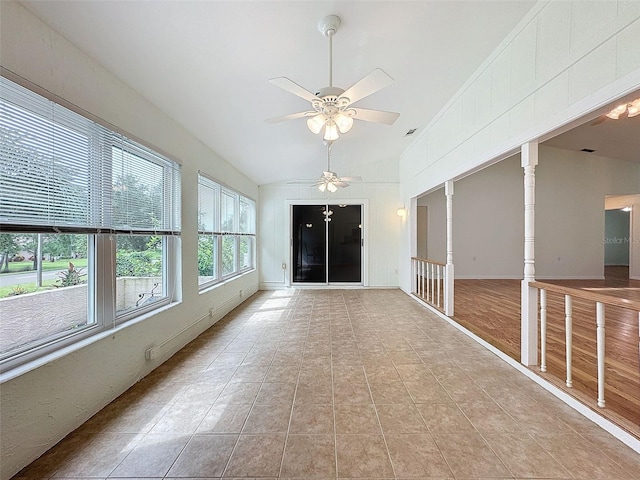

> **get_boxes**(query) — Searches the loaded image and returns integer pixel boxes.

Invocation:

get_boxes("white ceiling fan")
[266,14,400,141]
[288,143,362,192]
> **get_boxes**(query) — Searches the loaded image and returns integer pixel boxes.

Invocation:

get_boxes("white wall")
[259,168,401,288]
[400,0,640,292]
[416,147,640,280]
[0,2,259,478]
[537,146,639,279]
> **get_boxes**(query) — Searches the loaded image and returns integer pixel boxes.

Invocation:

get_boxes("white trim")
[404,289,640,455]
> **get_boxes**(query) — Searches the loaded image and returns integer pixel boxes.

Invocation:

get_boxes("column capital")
[445,179,454,196]
[521,142,539,168]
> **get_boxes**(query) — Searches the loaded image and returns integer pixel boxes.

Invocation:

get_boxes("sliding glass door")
[292,204,362,284]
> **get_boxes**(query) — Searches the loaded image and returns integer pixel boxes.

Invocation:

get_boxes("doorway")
[292,204,362,284]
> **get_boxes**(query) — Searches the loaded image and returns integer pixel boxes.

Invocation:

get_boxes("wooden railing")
[412,257,445,311]
[530,281,640,411]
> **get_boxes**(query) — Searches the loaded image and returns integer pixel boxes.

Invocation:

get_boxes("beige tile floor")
[14,289,640,479]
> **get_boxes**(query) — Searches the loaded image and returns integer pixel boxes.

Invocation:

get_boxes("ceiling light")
[604,98,640,119]
[323,121,339,141]
[627,99,640,118]
[307,114,325,134]
[334,113,354,133]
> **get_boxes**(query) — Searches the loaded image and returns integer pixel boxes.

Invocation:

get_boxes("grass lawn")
[0,258,88,274]
[0,280,58,298]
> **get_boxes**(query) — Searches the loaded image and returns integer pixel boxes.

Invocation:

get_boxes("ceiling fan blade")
[340,68,394,105]
[339,176,362,182]
[351,107,400,125]
[287,181,315,185]
[265,111,315,124]
[590,116,607,126]
[334,181,350,188]
[268,77,320,102]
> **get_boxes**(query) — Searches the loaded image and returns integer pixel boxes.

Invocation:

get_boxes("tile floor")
[14,289,640,479]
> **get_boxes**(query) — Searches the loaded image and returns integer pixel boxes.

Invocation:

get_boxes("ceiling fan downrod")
[318,15,341,88]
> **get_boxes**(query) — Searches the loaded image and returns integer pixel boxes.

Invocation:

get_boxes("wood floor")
[452,268,640,438]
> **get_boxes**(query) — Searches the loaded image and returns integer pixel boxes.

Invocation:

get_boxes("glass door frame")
[286,199,368,287]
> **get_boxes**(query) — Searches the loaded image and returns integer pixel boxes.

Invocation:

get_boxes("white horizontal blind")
[0,77,181,235]
[197,173,255,236]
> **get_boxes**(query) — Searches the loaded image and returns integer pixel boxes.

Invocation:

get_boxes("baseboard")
[259,283,400,291]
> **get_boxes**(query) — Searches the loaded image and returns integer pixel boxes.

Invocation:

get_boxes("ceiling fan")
[266,14,400,141]
[288,143,362,192]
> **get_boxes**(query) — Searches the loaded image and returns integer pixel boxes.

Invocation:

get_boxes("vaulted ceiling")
[21,1,539,185]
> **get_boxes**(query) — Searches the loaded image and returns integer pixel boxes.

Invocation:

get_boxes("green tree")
[0,234,19,273]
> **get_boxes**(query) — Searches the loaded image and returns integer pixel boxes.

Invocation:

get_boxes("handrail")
[530,281,640,310]
[411,256,446,267]
[530,280,640,411]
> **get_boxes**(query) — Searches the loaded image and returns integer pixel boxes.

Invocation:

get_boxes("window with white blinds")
[0,75,181,371]
[0,77,181,235]
[197,172,255,288]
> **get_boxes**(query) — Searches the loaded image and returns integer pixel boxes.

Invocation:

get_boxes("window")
[198,173,255,289]
[0,76,181,370]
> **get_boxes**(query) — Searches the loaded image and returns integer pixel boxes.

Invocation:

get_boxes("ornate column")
[521,142,538,365]
[444,180,454,316]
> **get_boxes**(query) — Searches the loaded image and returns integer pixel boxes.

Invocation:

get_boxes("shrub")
[54,262,86,288]
[116,250,162,277]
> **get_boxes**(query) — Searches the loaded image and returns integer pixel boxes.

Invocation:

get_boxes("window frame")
[197,172,256,291]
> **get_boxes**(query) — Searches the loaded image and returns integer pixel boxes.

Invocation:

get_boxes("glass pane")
[116,234,164,314]
[112,147,164,231]
[239,236,252,270]
[222,235,236,276]
[221,191,236,232]
[292,205,326,283]
[0,233,91,356]
[198,179,218,232]
[198,234,218,285]
[328,204,361,283]
[239,198,250,233]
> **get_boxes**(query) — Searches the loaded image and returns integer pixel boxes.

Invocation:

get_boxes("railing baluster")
[420,261,424,299]
[430,263,435,303]
[540,288,547,373]
[436,265,441,307]
[596,302,605,408]
[412,258,416,295]
[425,261,430,301]
[565,294,573,388]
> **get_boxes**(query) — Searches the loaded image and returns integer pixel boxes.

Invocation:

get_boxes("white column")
[521,142,539,365]
[444,180,454,316]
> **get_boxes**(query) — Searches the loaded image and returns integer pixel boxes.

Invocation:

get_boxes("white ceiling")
[544,93,640,164]
[21,0,538,185]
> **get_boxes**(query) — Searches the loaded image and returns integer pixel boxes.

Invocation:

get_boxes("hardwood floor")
[452,269,640,438]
